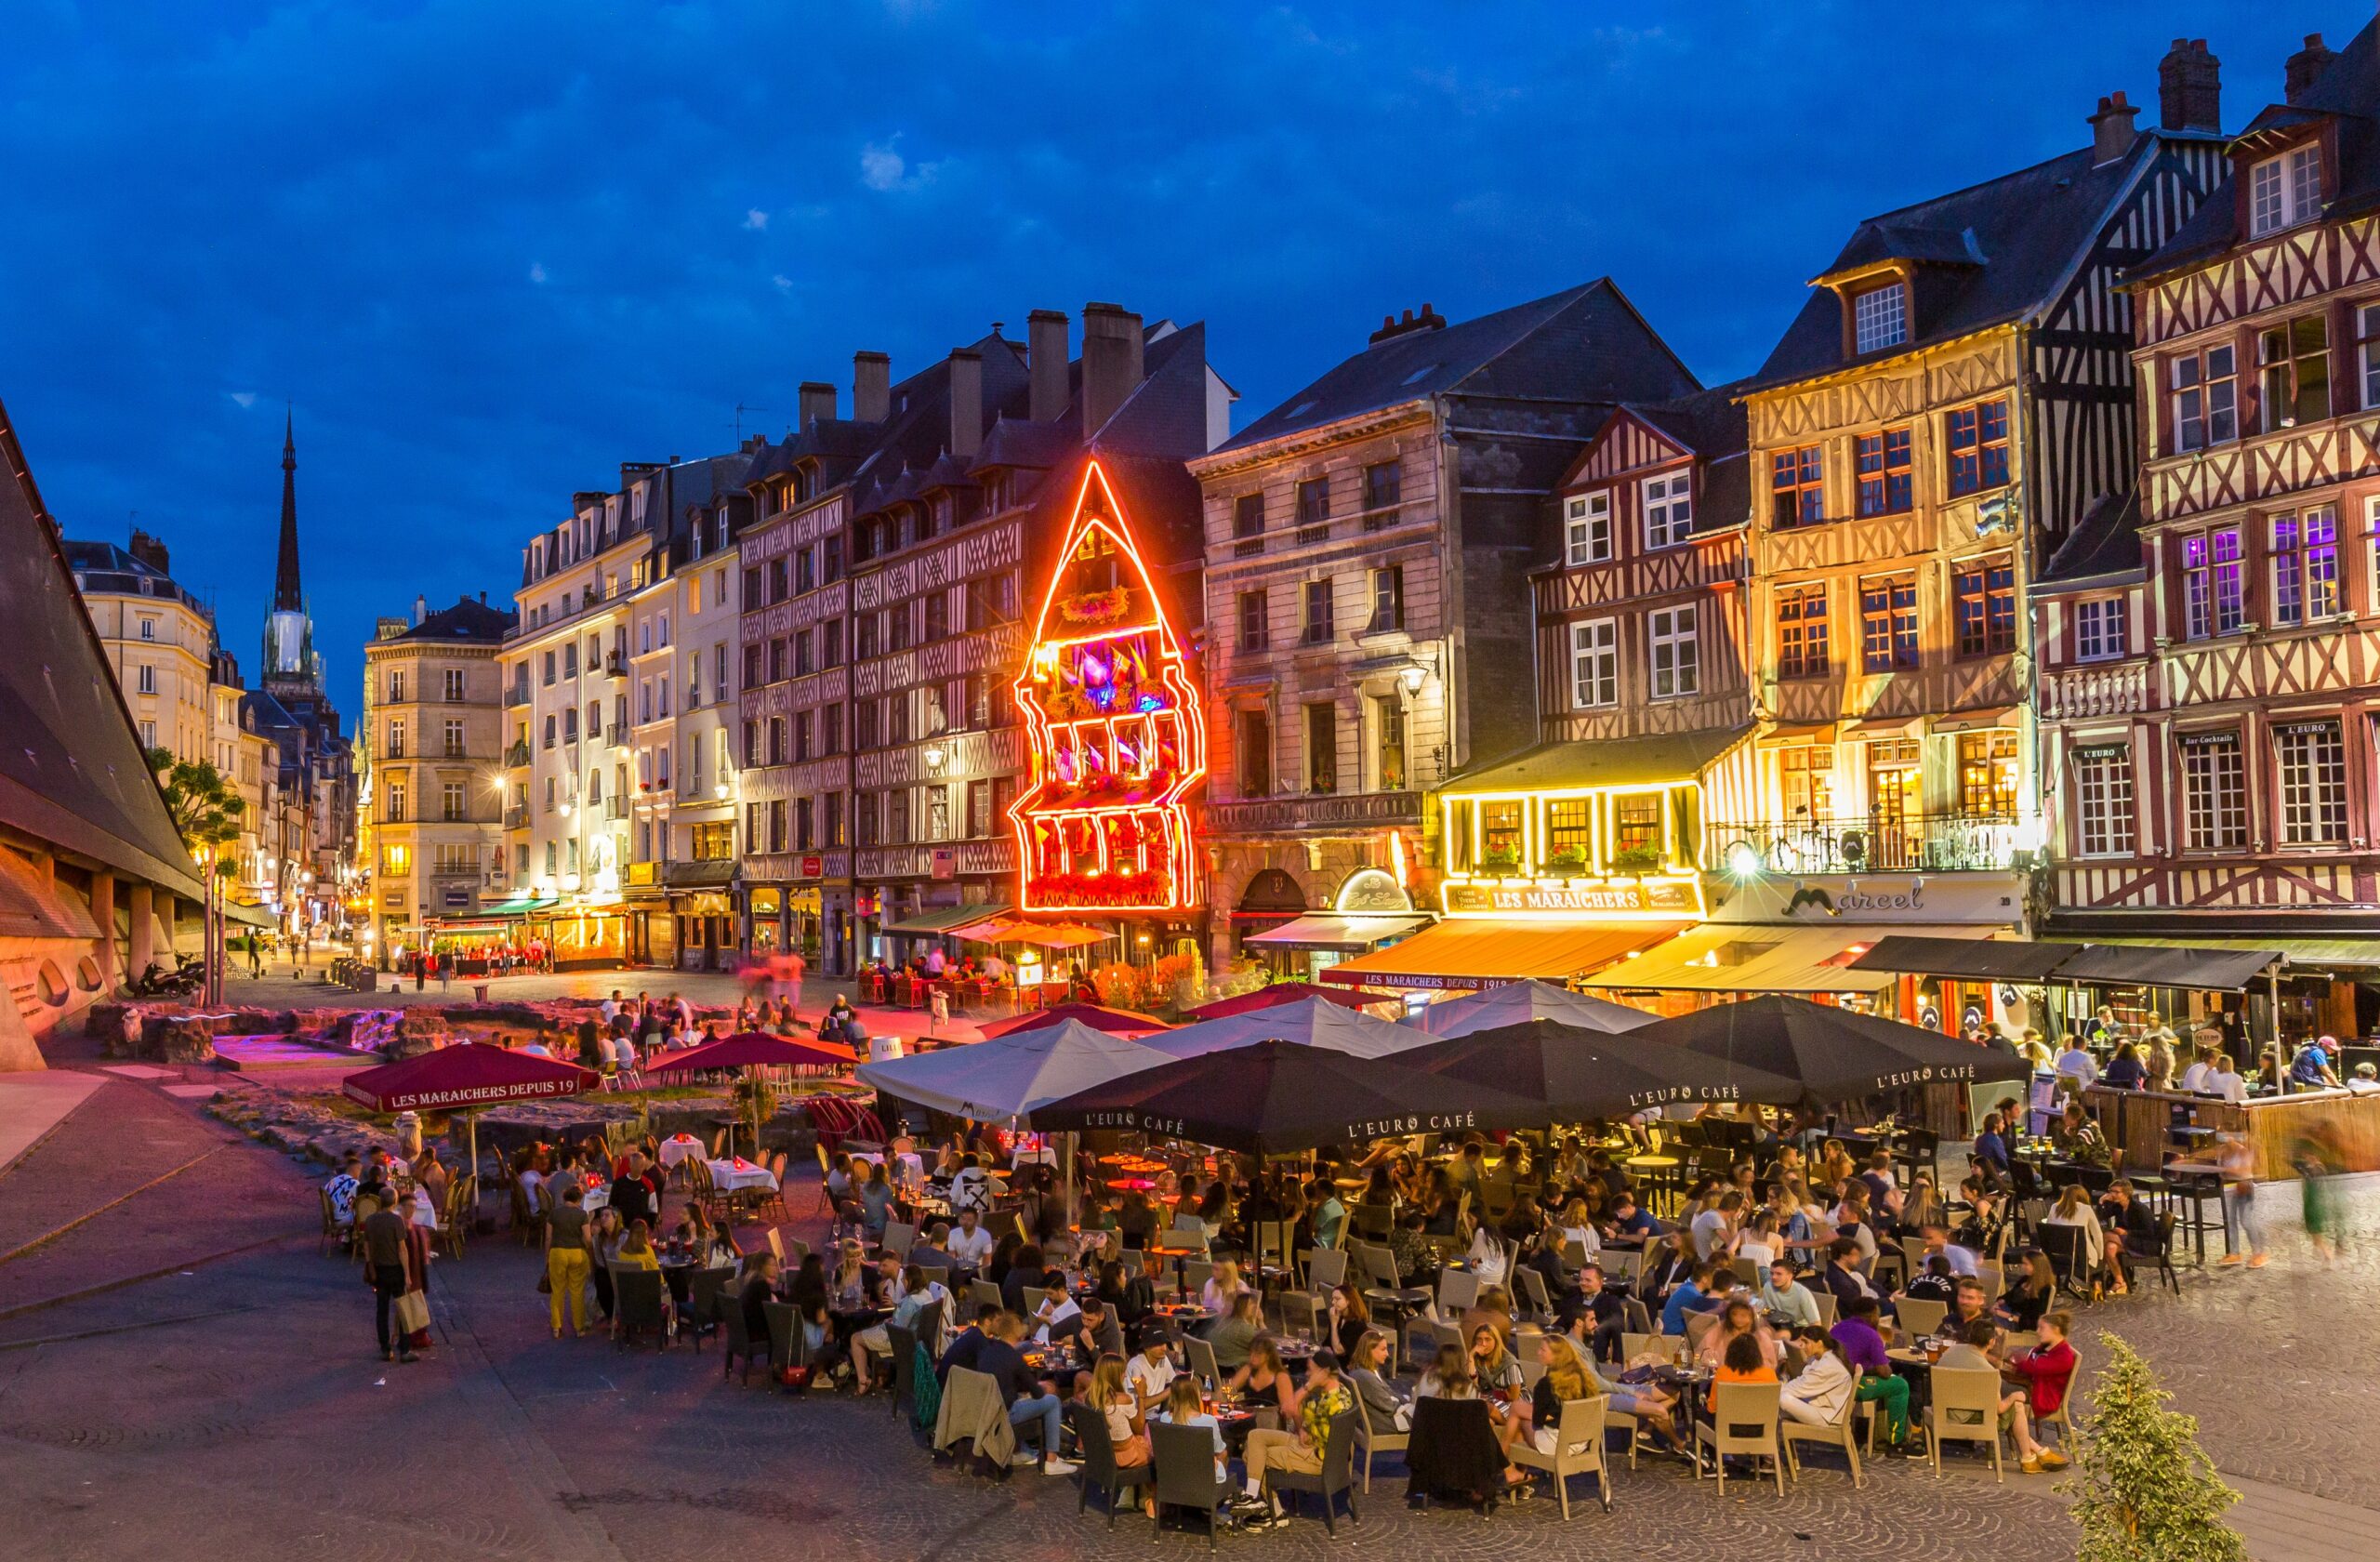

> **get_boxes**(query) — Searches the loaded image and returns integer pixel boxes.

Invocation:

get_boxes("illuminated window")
[381,843,410,876]
[1956,731,2017,817]
[1778,746,1832,823]
[2181,528,2244,639]
[1543,799,1593,859]
[2273,510,2339,625]
[1613,794,1662,857]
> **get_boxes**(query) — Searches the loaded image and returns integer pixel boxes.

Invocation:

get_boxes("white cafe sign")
[1443,877,1703,919]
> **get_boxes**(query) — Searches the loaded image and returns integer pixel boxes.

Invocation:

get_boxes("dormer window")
[2250,144,2322,237]
[1852,283,1908,354]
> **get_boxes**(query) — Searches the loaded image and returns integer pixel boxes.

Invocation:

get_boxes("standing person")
[2292,1128,2342,1266]
[2215,1130,2268,1268]
[360,1193,416,1363]
[544,1185,593,1338]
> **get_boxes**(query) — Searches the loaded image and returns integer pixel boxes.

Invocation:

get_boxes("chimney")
[126,527,169,576]
[2158,37,2221,133]
[947,349,983,459]
[853,351,891,423]
[478,590,487,604]
[2286,33,2336,104]
[1028,309,1070,423]
[797,381,836,430]
[2089,90,2140,165]
[413,593,427,627]
[1368,302,1449,344]
[1079,302,1144,438]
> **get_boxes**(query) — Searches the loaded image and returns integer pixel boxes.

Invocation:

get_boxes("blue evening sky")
[0,1,2331,711]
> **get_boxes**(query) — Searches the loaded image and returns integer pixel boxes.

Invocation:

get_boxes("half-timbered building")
[1729,53,2227,948]
[2038,25,2380,1035]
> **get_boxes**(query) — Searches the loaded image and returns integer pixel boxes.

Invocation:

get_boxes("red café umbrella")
[646,1030,860,1158]
[341,1041,594,1183]
[1183,982,1400,1021]
[977,1002,1169,1039]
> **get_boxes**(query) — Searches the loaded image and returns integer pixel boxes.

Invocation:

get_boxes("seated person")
[1345,1328,1411,1430]
[1830,1296,1914,1455]
[975,1310,1077,1476]
[1899,1252,1960,1304]
[1997,1312,2078,1475]
[1124,1330,1180,1410]
[1206,1291,1263,1372]
[1558,1261,1629,1362]
[1759,1258,1822,1330]
[1778,1325,1858,1427]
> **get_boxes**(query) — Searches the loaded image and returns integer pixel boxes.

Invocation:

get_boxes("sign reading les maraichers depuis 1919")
[1441,878,1703,918]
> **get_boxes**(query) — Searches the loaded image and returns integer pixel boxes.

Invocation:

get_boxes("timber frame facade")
[2039,30,2380,986]
[1738,122,2224,892]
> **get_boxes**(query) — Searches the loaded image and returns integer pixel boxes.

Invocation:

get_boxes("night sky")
[0,1,2332,711]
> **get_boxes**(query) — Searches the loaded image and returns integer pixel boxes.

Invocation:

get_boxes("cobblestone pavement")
[2,1071,2374,1561]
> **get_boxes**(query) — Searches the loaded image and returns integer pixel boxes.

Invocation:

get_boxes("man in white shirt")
[1032,1273,1080,1342]
[2179,1055,2215,1094]
[1124,1334,1179,1409]
[925,946,947,977]
[599,991,621,1026]
[2054,1039,2100,1090]
[945,1208,997,1268]
[324,1155,362,1232]
[949,1158,993,1213]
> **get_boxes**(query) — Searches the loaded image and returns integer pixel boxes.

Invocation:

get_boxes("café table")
[1885,1345,1937,1423]
[656,1133,707,1170]
[1624,1154,1683,1216]
[708,1158,779,1197]
[1145,1241,1204,1294]
[581,1182,611,1213]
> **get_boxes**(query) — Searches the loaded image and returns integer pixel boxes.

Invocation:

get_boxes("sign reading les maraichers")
[1442,879,1701,917]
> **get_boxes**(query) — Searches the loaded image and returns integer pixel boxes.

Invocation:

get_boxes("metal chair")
[721,1285,762,1383]
[611,1267,668,1351]
[686,1264,734,1350]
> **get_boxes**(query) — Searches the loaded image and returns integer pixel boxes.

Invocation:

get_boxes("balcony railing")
[505,685,531,708]
[2040,663,2149,721]
[504,805,527,829]
[1204,790,1424,833]
[604,796,628,820]
[1705,814,2022,875]
[505,740,531,767]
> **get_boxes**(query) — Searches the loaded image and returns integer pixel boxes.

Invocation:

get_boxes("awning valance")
[1851,935,2083,983]
[2050,943,2281,992]
[482,895,561,917]
[884,902,1012,935]
[1582,923,1995,994]
[1320,919,1684,990]
[1246,913,1430,951]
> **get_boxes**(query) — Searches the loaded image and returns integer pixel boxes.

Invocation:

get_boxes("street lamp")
[923,744,946,772]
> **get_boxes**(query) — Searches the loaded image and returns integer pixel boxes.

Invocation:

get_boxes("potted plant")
[1477,846,1521,876]
[1610,845,1665,877]
[1540,846,1588,877]
[2066,1333,2246,1561]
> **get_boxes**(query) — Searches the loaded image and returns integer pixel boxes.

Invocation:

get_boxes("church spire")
[272,408,302,613]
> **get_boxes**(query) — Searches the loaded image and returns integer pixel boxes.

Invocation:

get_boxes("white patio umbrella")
[855,1018,1181,1226]
[1411,978,1654,1039]
[1130,996,1435,1061]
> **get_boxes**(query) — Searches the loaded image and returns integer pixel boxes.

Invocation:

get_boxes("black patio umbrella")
[1398,1018,1805,1119]
[1629,995,2030,1108]
[1028,1038,1551,1156]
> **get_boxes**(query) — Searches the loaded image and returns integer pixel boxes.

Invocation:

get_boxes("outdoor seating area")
[315,979,2168,1538]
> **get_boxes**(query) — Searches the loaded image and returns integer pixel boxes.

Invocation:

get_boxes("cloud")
[528,262,549,285]
[227,391,257,409]
[859,137,936,192]
[744,207,769,231]
[772,274,793,292]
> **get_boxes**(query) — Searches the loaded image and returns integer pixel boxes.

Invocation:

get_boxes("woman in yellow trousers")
[545,1185,593,1336]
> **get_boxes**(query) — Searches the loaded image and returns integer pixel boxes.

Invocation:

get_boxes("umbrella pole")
[1064,1130,1078,1234]
[469,1109,480,1185]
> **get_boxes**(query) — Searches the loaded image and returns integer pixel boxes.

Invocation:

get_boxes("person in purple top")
[1828,1296,1913,1454]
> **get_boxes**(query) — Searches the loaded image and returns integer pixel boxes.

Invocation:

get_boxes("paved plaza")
[1,1065,2374,1562]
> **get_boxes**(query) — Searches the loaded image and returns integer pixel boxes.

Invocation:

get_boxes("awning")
[1246,913,1430,951]
[1582,922,1995,994]
[1851,935,2082,983]
[1320,919,1685,990]
[482,895,561,917]
[1930,706,2018,734]
[2052,943,2282,992]
[1438,727,1750,796]
[884,902,1012,936]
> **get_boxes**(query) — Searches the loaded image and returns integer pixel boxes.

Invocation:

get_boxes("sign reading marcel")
[1718,872,2023,927]
[1443,877,1702,918]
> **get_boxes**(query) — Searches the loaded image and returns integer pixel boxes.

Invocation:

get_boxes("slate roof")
[0,396,205,901]
[62,538,213,616]
[2036,491,2144,589]
[387,595,516,643]
[1220,279,1698,453]
[1752,136,2175,390]
[2134,17,2380,281]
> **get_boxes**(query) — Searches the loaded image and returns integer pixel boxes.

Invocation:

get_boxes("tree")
[2066,1332,2247,1562]
[148,747,244,866]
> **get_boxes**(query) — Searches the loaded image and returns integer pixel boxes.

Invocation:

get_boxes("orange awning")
[1319,919,1686,991]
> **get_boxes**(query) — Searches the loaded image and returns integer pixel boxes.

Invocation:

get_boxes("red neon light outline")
[1007,459,1208,913]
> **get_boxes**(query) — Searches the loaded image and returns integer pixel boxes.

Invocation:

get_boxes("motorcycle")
[126,956,205,1000]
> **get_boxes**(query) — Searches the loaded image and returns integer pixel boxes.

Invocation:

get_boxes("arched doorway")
[1234,867,1308,972]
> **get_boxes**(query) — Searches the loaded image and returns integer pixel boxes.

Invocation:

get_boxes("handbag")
[393,1290,431,1333]
[536,1268,552,1295]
